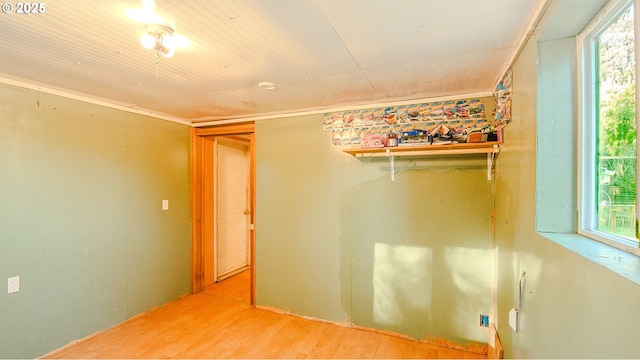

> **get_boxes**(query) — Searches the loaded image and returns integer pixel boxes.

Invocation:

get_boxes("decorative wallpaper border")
[323,99,491,146]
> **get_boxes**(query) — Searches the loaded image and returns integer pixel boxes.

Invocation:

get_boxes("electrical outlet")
[7,276,20,294]
[509,307,519,332]
[480,314,489,327]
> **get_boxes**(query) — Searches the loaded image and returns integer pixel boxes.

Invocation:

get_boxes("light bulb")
[162,34,175,48]
[171,34,190,48]
[141,0,155,10]
[162,47,175,58]
[126,8,163,24]
[140,34,155,49]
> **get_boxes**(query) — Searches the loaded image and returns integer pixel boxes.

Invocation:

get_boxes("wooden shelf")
[343,141,500,180]
[342,141,500,158]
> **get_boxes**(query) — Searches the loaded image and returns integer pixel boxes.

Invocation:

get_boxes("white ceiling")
[0,0,547,125]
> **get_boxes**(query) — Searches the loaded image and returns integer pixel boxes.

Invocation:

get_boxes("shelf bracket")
[487,151,495,180]
[386,149,396,181]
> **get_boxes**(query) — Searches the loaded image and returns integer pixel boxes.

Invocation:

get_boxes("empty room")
[1,0,640,359]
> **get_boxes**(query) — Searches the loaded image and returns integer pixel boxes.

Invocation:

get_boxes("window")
[579,0,640,254]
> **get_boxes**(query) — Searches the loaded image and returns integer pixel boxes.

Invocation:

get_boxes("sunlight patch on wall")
[373,243,432,326]
[443,247,492,295]
[442,246,493,339]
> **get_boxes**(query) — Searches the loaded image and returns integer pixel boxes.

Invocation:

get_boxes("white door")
[214,137,251,281]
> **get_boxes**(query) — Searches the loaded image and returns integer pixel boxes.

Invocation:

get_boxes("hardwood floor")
[44,271,486,359]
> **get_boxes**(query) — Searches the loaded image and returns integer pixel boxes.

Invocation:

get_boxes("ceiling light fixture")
[141,22,176,59]
[128,0,189,78]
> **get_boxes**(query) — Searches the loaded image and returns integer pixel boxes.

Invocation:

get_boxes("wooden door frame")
[190,123,256,304]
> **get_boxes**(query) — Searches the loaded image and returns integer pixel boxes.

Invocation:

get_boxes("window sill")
[539,232,640,286]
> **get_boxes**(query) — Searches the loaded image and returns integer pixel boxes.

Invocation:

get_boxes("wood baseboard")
[419,335,488,356]
[255,305,352,328]
[256,305,489,355]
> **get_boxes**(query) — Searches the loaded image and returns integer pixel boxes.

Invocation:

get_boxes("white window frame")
[578,0,640,256]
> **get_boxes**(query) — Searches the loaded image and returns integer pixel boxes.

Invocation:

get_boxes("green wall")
[255,116,353,322]
[494,1,640,357]
[256,100,497,348]
[0,84,191,358]
[6,1,640,357]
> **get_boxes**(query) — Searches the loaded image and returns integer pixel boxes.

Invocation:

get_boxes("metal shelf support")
[386,148,396,181]
[487,152,495,180]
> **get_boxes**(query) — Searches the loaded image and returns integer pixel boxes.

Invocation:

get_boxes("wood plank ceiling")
[0,0,547,125]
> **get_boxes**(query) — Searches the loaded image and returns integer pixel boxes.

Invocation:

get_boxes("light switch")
[162,199,169,211]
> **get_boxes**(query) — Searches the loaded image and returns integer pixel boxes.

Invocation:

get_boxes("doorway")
[191,123,255,304]
[211,136,251,283]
